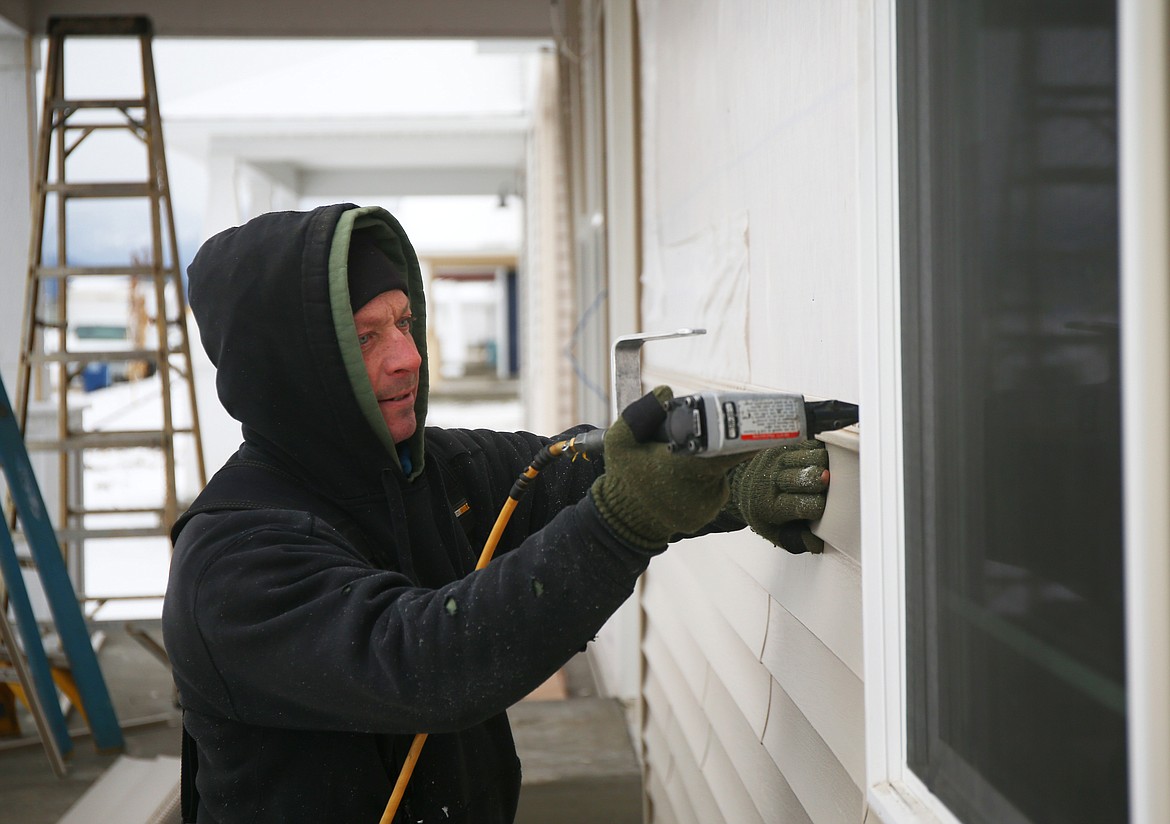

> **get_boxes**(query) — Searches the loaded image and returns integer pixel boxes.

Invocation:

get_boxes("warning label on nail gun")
[723,396,803,442]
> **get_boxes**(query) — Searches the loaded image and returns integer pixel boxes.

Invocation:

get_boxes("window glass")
[899,2,1126,822]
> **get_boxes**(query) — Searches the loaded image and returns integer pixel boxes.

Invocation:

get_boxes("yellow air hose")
[380,433,600,823]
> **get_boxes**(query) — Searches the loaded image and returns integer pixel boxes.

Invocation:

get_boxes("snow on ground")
[76,349,522,620]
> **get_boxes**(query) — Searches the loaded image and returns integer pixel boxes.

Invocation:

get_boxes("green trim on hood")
[328,206,429,480]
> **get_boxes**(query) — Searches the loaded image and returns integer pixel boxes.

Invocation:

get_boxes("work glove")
[723,440,830,554]
[591,386,752,550]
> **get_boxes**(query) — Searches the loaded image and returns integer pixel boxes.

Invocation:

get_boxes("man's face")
[353,290,422,443]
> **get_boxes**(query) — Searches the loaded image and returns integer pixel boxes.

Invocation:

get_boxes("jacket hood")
[187,204,429,495]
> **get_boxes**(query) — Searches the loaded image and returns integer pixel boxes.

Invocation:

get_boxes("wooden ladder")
[12,15,206,611]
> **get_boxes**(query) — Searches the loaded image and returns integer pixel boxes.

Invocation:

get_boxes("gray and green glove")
[591,386,751,550]
[724,440,830,554]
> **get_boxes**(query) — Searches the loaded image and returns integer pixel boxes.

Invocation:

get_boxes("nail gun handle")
[805,399,860,435]
[621,390,670,443]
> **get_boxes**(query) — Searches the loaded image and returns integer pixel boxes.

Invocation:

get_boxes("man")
[162,203,829,823]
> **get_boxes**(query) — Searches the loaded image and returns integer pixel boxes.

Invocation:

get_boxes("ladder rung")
[27,430,168,450]
[63,123,147,133]
[54,526,169,541]
[33,320,186,333]
[29,349,160,364]
[31,427,197,448]
[34,265,158,278]
[13,519,173,544]
[78,595,167,605]
[51,98,147,111]
[43,182,154,198]
[75,506,166,517]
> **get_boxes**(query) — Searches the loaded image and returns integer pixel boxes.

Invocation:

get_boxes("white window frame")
[859,2,1170,822]
[858,2,963,821]
[1119,2,1170,823]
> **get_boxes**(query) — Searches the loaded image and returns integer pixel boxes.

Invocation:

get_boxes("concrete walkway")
[0,622,181,824]
[510,695,642,824]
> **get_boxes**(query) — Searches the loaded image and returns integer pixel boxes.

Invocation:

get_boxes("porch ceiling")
[4,0,555,38]
[166,116,530,198]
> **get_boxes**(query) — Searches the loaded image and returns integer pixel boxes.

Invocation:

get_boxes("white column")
[440,294,467,380]
[495,265,510,379]
[202,151,303,238]
[202,150,242,238]
[589,0,642,711]
[603,0,639,348]
[242,161,300,216]
[0,31,32,392]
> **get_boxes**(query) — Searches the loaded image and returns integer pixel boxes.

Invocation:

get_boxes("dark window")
[899,2,1126,822]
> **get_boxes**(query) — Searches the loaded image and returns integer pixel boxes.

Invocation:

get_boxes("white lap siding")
[634,0,866,820]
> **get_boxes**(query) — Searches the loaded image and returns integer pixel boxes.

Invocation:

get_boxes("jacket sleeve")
[425,426,606,555]
[428,426,746,550]
[162,491,656,737]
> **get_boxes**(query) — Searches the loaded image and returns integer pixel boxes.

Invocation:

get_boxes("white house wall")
[633,1,865,822]
[637,0,860,403]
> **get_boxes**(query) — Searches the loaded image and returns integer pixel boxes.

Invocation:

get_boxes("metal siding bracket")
[610,328,706,418]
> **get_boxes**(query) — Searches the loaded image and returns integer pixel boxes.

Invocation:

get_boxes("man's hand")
[724,441,830,554]
[591,386,751,549]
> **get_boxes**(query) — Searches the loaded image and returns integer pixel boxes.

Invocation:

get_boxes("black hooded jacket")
[162,205,661,823]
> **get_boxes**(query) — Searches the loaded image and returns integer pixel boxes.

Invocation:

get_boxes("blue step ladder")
[0,374,123,774]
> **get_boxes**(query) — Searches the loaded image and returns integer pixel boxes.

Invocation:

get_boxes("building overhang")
[166,115,529,198]
[1,0,555,39]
